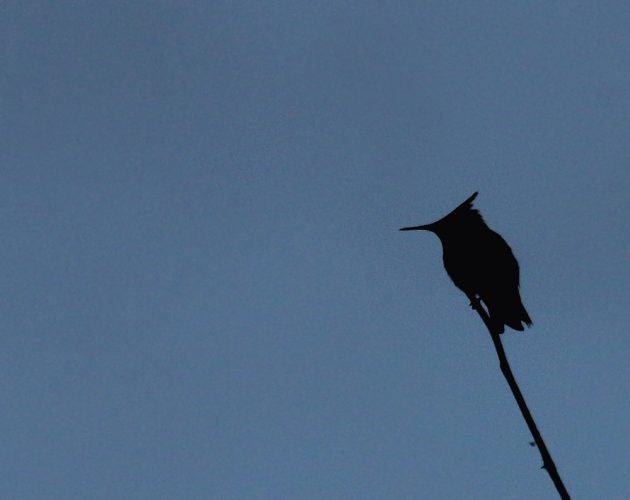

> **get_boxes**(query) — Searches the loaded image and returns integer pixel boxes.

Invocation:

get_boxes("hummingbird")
[400,192,532,334]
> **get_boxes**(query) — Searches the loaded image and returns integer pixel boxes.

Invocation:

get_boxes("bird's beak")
[399,223,435,232]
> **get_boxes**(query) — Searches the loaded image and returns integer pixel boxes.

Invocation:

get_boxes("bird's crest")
[399,191,485,234]
[437,191,486,228]
[453,191,478,213]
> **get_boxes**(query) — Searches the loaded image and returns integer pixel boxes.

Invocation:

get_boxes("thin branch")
[470,299,571,500]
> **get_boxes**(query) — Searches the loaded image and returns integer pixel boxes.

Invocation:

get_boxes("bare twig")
[470,299,571,500]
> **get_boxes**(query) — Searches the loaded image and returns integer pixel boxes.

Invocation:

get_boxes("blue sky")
[2,2,629,498]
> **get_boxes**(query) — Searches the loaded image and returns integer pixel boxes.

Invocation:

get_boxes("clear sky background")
[2,2,629,499]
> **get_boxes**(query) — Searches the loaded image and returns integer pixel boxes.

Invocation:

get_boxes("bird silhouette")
[400,192,532,334]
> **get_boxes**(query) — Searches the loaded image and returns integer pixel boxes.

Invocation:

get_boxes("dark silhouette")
[400,192,571,499]
[400,191,531,334]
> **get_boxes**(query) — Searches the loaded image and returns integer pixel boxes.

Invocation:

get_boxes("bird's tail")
[486,292,532,333]
[504,300,532,332]
[492,318,506,334]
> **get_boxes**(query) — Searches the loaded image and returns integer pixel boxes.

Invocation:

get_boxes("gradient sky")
[2,2,630,499]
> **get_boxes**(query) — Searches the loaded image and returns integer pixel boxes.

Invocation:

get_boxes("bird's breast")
[440,239,485,294]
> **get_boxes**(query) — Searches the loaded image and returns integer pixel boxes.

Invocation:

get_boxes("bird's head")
[399,191,480,236]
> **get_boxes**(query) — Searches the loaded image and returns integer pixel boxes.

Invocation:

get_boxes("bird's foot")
[469,296,481,310]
